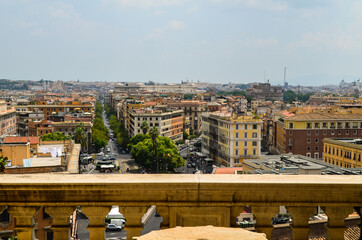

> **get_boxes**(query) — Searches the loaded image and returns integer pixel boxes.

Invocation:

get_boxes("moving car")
[105,224,123,232]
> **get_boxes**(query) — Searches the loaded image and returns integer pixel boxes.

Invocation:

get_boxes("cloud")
[30,28,47,37]
[241,38,278,47]
[166,20,186,30]
[188,5,199,13]
[154,9,166,15]
[245,0,287,11]
[146,20,186,39]
[48,2,80,19]
[103,0,183,7]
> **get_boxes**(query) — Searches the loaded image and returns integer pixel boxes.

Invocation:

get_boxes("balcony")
[0,174,361,240]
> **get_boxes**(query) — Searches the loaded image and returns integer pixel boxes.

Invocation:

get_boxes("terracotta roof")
[286,113,362,120]
[3,136,39,145]
[215,167,243,174]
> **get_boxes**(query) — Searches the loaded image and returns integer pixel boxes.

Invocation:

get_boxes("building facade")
[201,112,262,167]
[246,83,283,101]
[323,138,362,168]
[129,108,183,142]
[0,100,17,137]
[276,113,362,159]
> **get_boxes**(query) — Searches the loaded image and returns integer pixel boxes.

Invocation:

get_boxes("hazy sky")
[1,0,362,85]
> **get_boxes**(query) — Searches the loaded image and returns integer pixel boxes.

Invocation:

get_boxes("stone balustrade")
[0,174,361,240]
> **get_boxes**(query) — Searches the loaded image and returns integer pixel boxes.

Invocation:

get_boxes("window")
[338,130,342,135]
[244,124,248,130]
[331,130,335,135]
[252,132,257,138]
[323,131,327,135]
[314,152,319,159]
[307,123,311,129]
[244,132,248,138]
[315,139,319,143]
[354,130,357,135]
[253,124,257,129]
[289,131,293,135]
[307,146,311,151]
[307,131,311,136]
[236,124,239,130]
[289,123,293,129]
[235,133,239,138]
[252,141,257,146]
[244,149,248,155]
[315,130,319,135]
[323,122,327,128]
[235,150,238,155]
[244,141,247,147]
[236,141,239,147]
[315,123,319,128]
[307,138,311,143]
[315,146,319,151]
[234,158,239,164]
[306,153,311,157]
[346,130,349,135]
[253,149,256,155]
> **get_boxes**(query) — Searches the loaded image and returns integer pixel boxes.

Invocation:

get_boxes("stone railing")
[0,174,361,240]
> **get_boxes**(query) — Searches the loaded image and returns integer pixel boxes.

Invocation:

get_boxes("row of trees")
[104,104,130,149]
[284,90,313,104]
[92,102,109,151]
[128,123,185,173]
[41,132,71,141]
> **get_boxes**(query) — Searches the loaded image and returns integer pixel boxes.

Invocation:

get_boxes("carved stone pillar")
[119,206,148,240]
[8,206,38,239]
[287,206,316,239]
[81,206,111,240]
[324,206,353,240]
[251,205,279,240]
[46,206,74,240]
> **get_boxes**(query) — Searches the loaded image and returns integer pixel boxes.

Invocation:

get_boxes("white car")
[97,152,104,156]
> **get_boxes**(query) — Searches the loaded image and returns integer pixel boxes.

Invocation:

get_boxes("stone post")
[287,206,316,239]
[251,205,279,240]
[81,206,111,239]
[46,206,74,240]
[119,206,148,240]
[323,206,353,240]
[8,206,38,239]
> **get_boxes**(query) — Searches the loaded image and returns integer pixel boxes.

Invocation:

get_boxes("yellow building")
[0,142,31,166]
[201,112,262,167]
[323,138,362,168]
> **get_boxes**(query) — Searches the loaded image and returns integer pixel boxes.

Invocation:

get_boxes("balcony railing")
[0,174,361,240]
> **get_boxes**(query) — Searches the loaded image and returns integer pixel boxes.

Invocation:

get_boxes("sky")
[1,0,362,86]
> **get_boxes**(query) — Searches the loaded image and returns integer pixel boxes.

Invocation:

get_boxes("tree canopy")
[129,134,185,172]
[41,132,71,141]
[284,90,313,104]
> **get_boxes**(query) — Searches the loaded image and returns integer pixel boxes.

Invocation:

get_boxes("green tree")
[73,123,87,152]
[0,155,9,173]
[183,131,189,140]
[41,132,71,141]
[149,126,160,172]
[91,128,108,151]
[140,121,149,134]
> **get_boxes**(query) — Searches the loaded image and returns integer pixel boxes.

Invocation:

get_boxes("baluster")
[7,206,38,239]
[287,206,316,239]
[81,206,111,239]
[324,206,353,240]
[251,205,279,240]
[46,206,74,240]
[119,206,148,240]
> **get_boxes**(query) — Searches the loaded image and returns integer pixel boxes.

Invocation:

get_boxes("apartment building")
[168,101,207,133]
[323,138,362,168]
[0,100,17,137]
[201,112,262,167]
[246,82,283,101]
[128,108,183,142]
[15,101,94,119]
[276,113,362,159]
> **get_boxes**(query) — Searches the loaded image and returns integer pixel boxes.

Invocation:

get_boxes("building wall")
[323,139,362,168]
[202,114,262,167]
[0,101,17,137]
[0,143,30,166]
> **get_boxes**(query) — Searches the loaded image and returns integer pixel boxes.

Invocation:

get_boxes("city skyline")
[1,0,362,85]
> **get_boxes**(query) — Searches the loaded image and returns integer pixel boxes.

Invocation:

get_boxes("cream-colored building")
[201,112,262,167]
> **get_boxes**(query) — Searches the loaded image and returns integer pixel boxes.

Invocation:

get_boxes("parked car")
[97,152,104,156]
[187,163,192,168]
[107,148,111,153]
[106,224,123,232]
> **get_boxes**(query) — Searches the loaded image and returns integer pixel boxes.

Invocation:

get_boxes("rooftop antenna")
[284,67,286,89]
